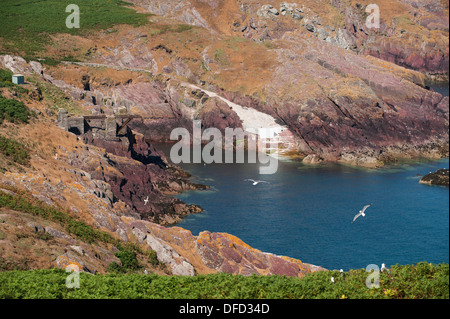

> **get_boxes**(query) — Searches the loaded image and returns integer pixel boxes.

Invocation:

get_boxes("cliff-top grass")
[0,0,150,61]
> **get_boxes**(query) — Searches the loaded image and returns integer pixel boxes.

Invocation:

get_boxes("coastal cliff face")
[0,65,324,276]
[0,116,323,277]
[0,0,448,278]
[81,128,205,226]
[12,0,445,168]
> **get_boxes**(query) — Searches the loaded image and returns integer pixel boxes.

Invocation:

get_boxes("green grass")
[174,24,194,33]
[0,0,150,60]
[0,263,448,299]
[0,136,31,166]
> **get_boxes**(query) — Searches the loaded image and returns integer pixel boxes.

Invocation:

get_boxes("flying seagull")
[352,204,372,223]
[245,179,269,186]
[144,196,149,206]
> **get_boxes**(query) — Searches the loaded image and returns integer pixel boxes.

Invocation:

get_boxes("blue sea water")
[430,82,450,97]
[172,158,449,271]
[162,84,449,271]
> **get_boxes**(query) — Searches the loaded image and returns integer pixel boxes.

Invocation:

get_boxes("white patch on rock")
[146,233,195,276]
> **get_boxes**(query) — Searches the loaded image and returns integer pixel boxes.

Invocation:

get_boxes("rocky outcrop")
[130,0,211,31]
[81,127,206,225]
[420,169,449,186]
[145,231,196,276]
[208,52,448,167]
[335,0,449,79]
[198,97,243,134]
[86,0,447,167]
[2,173,324,277]
[3,0,447,169]
[134,220,326,277]
[127,0,448,78]
[195,231,323,276]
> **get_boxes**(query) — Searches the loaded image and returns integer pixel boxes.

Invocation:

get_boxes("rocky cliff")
[6,0,445,168]
[129,0,449,78]
[81,127,206,225]
[0,117,323,277]
[0,65,324,277]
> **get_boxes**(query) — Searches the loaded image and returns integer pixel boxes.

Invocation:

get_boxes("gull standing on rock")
[352,204,372,223]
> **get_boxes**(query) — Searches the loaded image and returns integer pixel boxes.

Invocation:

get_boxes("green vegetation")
[148,23,194,37]
[0,136,31,166]
[0,69,14,88]
[106,244,161,273]
[107,246,141,273]
[0,263,448,299]
[174,24,194,33]
[0,0,150,60]
[1,67,81,117]
[0,94,31,124]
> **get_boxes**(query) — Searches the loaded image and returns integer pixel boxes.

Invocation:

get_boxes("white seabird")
[144,196,149,206]
[352,204,372,223]
[381,263,389,272]
[245,179,270,186]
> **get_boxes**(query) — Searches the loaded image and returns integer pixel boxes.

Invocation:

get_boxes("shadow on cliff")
[80,125,205,225]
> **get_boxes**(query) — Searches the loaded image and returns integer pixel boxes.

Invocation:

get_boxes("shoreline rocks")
[420,169,449,186]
